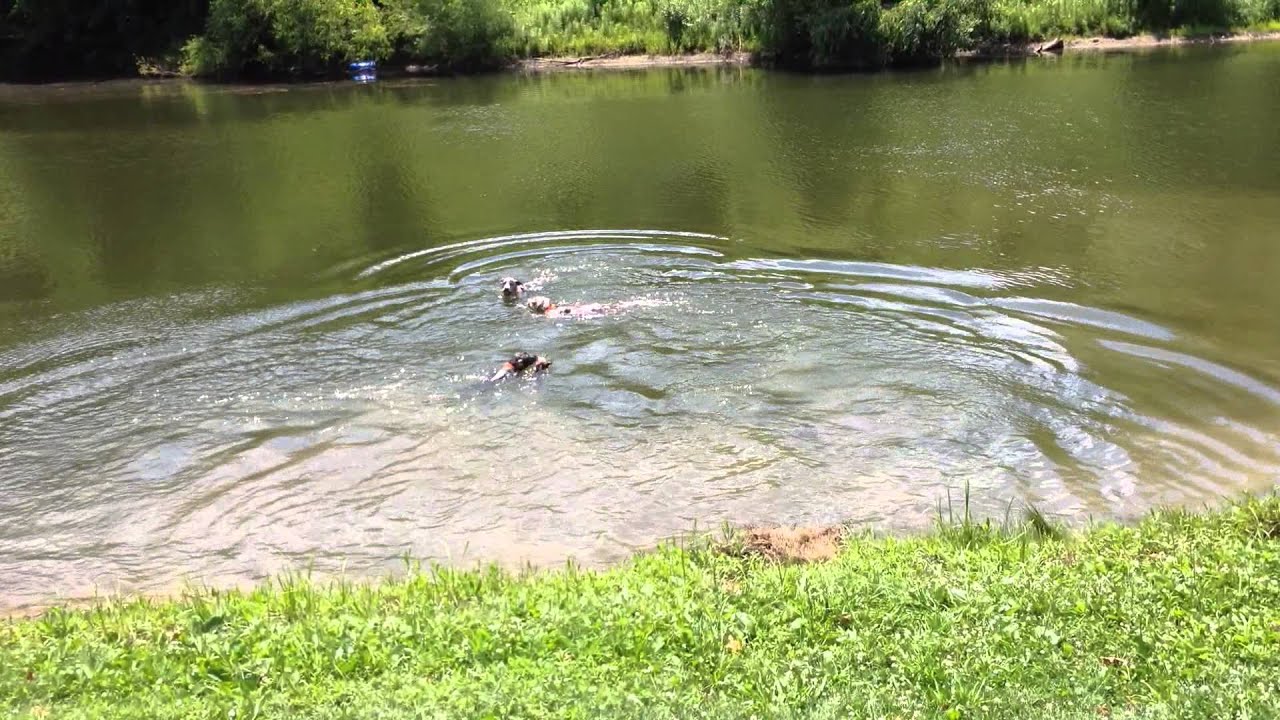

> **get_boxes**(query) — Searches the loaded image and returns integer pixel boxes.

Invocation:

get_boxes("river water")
[1,44,1279,609]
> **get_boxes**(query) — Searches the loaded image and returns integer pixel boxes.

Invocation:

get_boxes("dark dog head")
[508,352,537,372]
[507,352,551,374]
[500,277,526,301]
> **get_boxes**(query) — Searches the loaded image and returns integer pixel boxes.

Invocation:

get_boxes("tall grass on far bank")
[984,0,1280,40]
[4,496,1280,719]
[985,0,1138,40]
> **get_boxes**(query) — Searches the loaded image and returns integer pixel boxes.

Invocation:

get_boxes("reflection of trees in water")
[535,69,737,232]
[0,82,456,307]
[0,54,1278,346]
[1058,47,1280,341]
[0,254,49,304]
[754,73,893,255]
[349,105,441,256]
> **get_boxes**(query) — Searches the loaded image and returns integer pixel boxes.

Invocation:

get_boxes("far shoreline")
[512,31,1280,73]
[0,31,1277,90]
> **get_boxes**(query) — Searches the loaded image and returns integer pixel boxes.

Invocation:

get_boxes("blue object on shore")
[348,59,378,83]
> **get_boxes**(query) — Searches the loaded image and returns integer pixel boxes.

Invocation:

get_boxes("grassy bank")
[3,497,1280,718]
[3,0,1280,80]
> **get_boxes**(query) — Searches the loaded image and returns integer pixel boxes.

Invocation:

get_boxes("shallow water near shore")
[2,44,1279,610]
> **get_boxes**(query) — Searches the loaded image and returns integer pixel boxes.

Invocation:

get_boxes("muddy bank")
[967,30,1280,59]
[1063,29,1280,51]
[1,524,848,619]
[515,52,752,73]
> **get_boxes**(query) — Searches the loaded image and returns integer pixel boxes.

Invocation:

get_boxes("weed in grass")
[1025,504,1067,540]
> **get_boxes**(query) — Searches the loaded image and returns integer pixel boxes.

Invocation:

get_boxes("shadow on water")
[1,46,1279,610]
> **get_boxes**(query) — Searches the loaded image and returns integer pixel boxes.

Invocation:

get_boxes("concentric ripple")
[2,228,1278,611]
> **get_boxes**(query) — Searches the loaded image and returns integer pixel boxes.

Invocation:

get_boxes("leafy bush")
[1134,0,1264,28]
[756,0,885,68]
[411,0,517,69]
[755,0,985,69]
[982,0,1132,41]
[183,0,389,77]
[808,0,885,66]
[379,0,429,59]
[663,3,693,47]
[655,0,763,52]
[882,0,977,65]
[1242,0,1280,22]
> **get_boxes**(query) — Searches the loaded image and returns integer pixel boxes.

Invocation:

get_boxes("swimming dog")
[525,296,613,319]
[500,277,527,302]
[489,352,552,382]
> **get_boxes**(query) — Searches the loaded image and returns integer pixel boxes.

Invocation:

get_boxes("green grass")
[4,496,1280,719]
[986,0,1137,40]
[505,0,766,56]
[1171,17,1280,32]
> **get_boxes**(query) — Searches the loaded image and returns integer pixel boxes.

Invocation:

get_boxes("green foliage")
[752,0,990,70]
[3,496,1280,718]
[1134,0,1247,27]
[412,0,518,69]
[982,0,1278,40]
[986,0,1134,40]
[506,0,763,57]
[753,0,884,67]
[805,0,886,67]
[882,0,979,66]
[753,0,988,67]
[1239,0,1280,23]
[182,0,388,76]
[379,0,429,57]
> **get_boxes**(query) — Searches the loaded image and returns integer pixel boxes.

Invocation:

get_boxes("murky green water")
[2,44,1279,609]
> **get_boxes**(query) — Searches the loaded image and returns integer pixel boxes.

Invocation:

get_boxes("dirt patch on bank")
[969,30,1280,58]
[517,52,752,73]
[732,526,845,563]
[1064,30,1280,51]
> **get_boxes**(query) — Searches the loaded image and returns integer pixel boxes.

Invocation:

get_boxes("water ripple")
[2,228,1278,611]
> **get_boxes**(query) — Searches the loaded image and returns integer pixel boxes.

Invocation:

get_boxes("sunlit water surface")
[1,44,1279,609]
